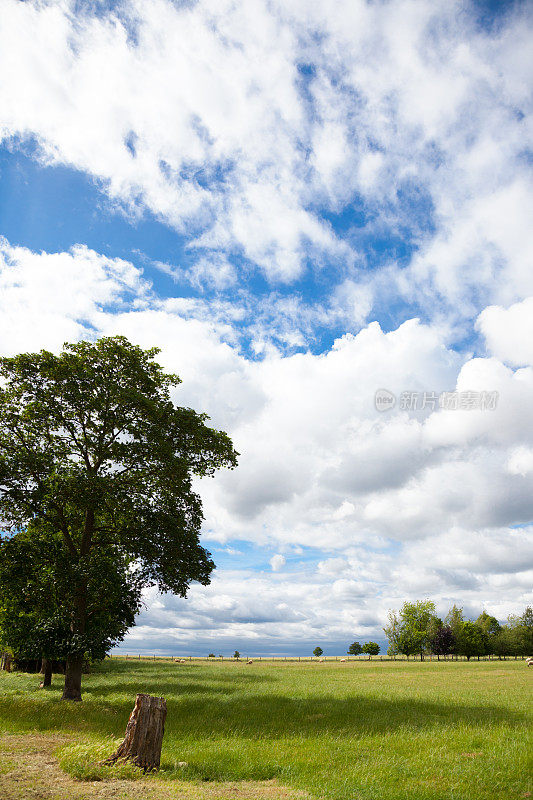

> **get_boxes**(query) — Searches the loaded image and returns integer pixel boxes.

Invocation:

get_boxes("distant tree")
[445,605,464,656]
[362,642,380,659]
[443,605,465,658]
[476,611,501,637]
[430,624,455,660]
[475,611,501,656]
[456,621,485,660]
[507,606,533,656]
[208,653,215,658]
[313,646,323,658]
[398,630,424,660]
[492,626,513,659]
[394,600,438,660]
[521,606,533,655]
[233,650,240,659]
[383,610,400,656]
[347,641,363,656]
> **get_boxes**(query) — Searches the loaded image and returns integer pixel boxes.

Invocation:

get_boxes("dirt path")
[0,734,310,800]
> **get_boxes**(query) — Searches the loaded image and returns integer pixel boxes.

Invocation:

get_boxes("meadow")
[0,657,530,800]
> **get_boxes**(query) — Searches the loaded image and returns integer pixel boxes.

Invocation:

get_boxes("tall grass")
[0,658,530,799]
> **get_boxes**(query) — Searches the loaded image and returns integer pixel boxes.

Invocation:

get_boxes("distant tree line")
[383,601,533,660]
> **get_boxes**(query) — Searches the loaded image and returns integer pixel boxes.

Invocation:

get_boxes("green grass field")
[0,657,531,800]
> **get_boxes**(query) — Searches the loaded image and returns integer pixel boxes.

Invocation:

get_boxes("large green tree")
[0,337,237,699]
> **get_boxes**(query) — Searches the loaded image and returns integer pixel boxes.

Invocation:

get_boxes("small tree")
[208,653,215,658]
[347,641,362,656]
[362,642,379,659]
[313,646,323,658]
[233,650,240,659]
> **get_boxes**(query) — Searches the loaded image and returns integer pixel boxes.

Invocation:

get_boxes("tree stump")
[105,694,167,772]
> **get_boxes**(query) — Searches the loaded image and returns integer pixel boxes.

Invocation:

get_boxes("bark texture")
[1,652,12,671]
[105,694,167,772]
[41,658,52,687]
[62,654,83,700]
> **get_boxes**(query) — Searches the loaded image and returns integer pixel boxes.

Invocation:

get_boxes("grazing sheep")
[247,659,253,664]
[340,658,346,662]
[527,657,533,667]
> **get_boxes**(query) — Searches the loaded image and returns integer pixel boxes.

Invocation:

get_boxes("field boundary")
[109,653,530,663]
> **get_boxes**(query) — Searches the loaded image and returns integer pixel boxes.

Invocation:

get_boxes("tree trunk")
[62,654,83,701]
[1,653,12,672]
[41,658,52,687]
[105,694,167,772]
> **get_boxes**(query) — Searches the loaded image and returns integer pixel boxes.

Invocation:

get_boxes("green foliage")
[506,606,533,656]
[347,641,362,655]
[0,337,238,692]
[388,600,438,659]
[0,523,141,661]
[456,621,485,660]
[362,641,380,657]
[313,646,323,657]
[445,604,464,640]
[233,650,240,659]
[476,611,501,637]
[383,610,400,655]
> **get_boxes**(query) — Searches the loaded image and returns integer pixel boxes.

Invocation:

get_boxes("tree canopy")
[362,641,380,658]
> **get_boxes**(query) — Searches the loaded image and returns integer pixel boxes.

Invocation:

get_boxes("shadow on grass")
[0,658,525,741]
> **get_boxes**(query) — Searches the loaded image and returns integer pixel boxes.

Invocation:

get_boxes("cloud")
[0,238,148,355]
[269,554,286,572]
[477,298,533,367]
[1,0,531,317]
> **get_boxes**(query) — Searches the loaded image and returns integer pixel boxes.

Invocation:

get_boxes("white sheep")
[527,657,533,667]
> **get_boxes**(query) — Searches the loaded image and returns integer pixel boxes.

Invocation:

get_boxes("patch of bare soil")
[0,734,311,800]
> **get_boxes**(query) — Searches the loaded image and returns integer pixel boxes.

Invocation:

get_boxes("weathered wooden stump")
[105,694,167,772]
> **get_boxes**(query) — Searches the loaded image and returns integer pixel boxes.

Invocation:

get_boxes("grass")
[0,657,531,799]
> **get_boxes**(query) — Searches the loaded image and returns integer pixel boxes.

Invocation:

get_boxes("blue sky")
[0,0,532,655]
